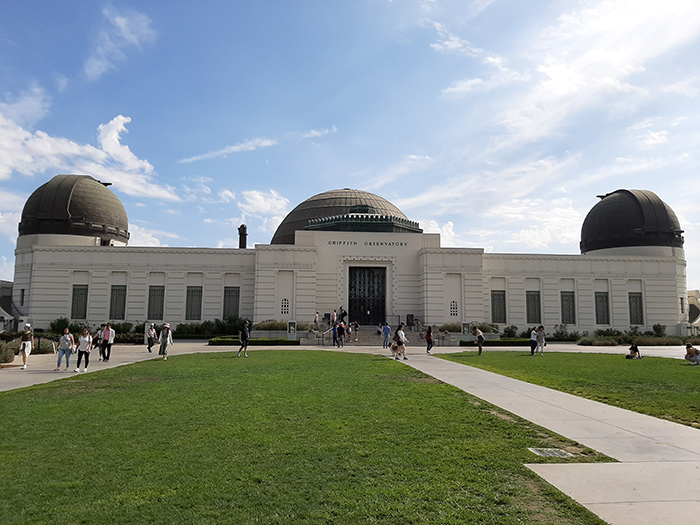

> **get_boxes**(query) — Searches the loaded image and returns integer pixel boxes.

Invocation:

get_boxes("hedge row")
[208,337,300,346]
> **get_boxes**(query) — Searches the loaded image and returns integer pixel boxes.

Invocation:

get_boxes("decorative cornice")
[258,263,314,270]
[482,269,678,280]
[33,263,256,273]
[426,266,482,273]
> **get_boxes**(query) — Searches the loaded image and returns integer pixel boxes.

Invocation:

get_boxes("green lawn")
[441,351,700,427]
[0,351,608,525]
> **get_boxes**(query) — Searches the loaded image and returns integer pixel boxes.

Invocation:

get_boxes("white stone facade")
[13,229,688,336]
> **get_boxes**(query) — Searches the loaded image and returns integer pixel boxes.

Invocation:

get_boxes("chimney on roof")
[238,224,247,249]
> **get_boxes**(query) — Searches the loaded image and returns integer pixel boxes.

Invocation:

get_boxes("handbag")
[393,333,401,343]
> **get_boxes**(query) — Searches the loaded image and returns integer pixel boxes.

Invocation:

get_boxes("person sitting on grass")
[684,343,700,365]
[625,343,642,359]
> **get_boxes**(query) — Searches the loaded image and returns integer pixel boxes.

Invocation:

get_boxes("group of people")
[331,319,360,347]
[15,321,174,371]
[528,326,547,356]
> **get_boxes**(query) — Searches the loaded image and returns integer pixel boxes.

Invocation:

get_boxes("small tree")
[652,324,666,338]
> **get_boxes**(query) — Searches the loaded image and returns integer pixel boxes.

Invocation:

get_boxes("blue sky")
[1,0,699,289]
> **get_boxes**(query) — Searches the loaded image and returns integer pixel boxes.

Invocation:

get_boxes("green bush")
[594,328,623,338]
[0,331,21,343]
[577,337,594,346]
[49,318,70,333]
[133,323,146,335]
[176,318,250,338]
[652,324,667,337]
[550,324,580,341]
[253,320,288,331]
[592,336,619,346]
[502,325,518,338]
[438,323,462,333]
[110,322,133,334]
[0,341,15,363]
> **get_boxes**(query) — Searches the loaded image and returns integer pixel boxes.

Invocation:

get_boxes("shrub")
[594,328,623,338]
[49,318,70,333]
[518,328,533,339]
[111,322,133,334]
[652,324,666,338]
[551,324,580,341]
[438,323,462,333]
[0,341,15,363]
[502,325,518,338]
[133,323,146,335]
[577,337,594,346]
[253,320,288,331]
[592,336,619,346]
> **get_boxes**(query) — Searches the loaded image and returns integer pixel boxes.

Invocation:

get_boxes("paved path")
[2,341,699,524]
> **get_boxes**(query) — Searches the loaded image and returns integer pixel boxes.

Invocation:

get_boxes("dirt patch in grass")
[491,410,515,421]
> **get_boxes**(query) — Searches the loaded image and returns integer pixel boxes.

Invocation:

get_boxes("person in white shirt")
[100,323,116,362]
[74,328,93,372]
[158,323,173,361]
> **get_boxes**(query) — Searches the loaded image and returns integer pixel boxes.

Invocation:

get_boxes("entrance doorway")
[348,267,386,326]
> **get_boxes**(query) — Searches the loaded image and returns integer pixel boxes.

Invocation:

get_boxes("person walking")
[394,323,408,360]
[158,323,173,360]
[471,326,485,356]
[425,325,434,355]
[55,328,75,371]
[146,323,156,353]
[382,323,391,349]
[74,328,93,372]
[337,323,345,348]
[100,323,115,362]
[96,324,105,361]
[18,323,33,370]
[332,323,338,347]
[238,321,250,357]
[353,320,360,342]
[314,311,320,331]
[535,325,546,355]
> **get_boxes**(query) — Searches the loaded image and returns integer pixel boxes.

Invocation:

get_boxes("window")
[595,292,610,325]
[110,285,127,320]
[629,292,643,325]
[148,286,165,320]
[526,291,541,324]
[186,286,202,320]
[491,290,506,324]
[561,291,576,325]
[71,285,88,320]
[449,300,458,317]
[20,289,25,307]
[281,298,290,316]
[223,286,240,319]
[681,297,685,313]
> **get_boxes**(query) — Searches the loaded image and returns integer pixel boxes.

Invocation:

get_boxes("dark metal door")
[348,267,386,326]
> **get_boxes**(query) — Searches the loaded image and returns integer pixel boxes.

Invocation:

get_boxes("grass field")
[0,350,609,524]
[441,351,700,427]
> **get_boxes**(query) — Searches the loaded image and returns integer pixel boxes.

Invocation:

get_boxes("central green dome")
[271,189,414,245]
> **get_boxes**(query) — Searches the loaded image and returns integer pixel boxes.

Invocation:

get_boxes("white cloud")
[238,190,289,216]
[0,98,179,199]
[128,224,178,247]
[425,220,457,246]
[302,125,337,139]
[430,22,482,56]
[178,137,277,163]
[490,0,700,150]
[642,130,669,146]
[0,85,50,128]
[0,212,21,243]
[83,6,157,81]
[662,76,700,97]
[218,189,236,202]
[0,256,14,281]
[363,154,433,191]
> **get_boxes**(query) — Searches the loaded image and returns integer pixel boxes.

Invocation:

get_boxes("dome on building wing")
[271,188,420,244]
[580,189,683,254]
[18,175,129,243]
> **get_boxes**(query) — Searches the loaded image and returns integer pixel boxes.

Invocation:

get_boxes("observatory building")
[12,175,689,335]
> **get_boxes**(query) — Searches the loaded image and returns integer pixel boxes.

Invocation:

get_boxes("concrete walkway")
[2,341,699,524]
